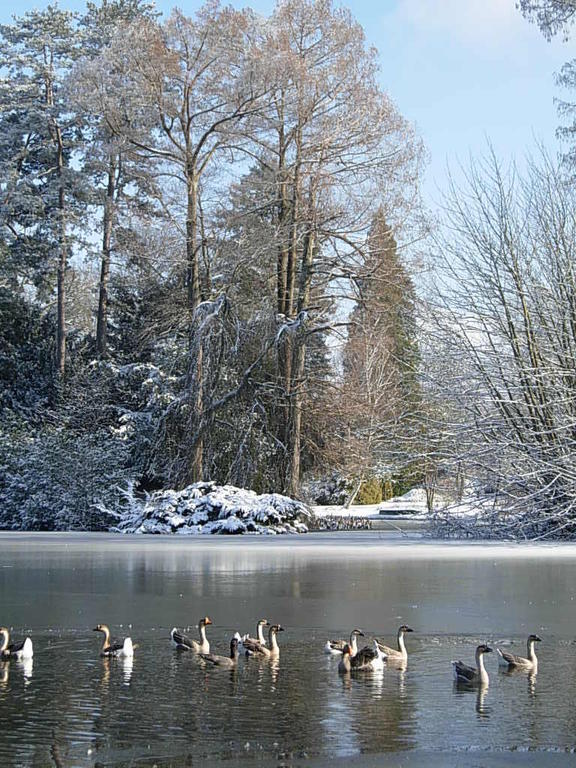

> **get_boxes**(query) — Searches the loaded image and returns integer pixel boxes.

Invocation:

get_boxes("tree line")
[0,0,423,529]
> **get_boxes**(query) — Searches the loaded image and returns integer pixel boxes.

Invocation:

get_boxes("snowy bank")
[114,482,311,535]
[313,488,430,520]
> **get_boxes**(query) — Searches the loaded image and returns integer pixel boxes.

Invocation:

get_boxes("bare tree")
[427,148,576,538]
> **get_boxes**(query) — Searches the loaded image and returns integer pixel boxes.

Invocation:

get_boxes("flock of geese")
[0,618,542,686]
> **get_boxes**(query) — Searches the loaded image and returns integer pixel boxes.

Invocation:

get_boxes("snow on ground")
[313,488,430,519]
[115,482,311,535]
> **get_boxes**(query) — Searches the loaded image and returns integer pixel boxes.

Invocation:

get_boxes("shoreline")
[3,529,576,559]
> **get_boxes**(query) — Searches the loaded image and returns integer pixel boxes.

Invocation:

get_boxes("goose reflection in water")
[0,662,8,688]
[121,655,133,685]
[499,664,537,698]
[17,656,33,685]
[453,679,491,718]
[100,653,133,689]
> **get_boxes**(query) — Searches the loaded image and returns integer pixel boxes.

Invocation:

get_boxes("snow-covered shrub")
[0,428,132,531]
[303,474,350,505]
[115,482,310,535]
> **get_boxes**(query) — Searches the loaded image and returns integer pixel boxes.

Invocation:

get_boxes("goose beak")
[205,618,213,625]
[485,646,493,653]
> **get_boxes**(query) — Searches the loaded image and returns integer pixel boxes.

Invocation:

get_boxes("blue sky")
[1,0,571,205]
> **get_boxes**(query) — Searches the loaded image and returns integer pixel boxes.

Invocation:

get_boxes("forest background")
[3,0,576,540]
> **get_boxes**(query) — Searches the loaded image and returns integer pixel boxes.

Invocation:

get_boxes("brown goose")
[200,637,239,668]
[375,625,414,663]
[452,644,492,686]
[325,629,365,657]
[242,624,284,658]
[497,634,541,672]
[0,627,34,661]
[338,641,386,673]
[93,624,134,658]
[171,617,212,653]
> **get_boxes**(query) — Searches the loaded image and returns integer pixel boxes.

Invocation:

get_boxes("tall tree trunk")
[96,154,117,357]
[55,124,67,378]
[186,169,204,483]
[277,134,302,491]
[286,228,315,496]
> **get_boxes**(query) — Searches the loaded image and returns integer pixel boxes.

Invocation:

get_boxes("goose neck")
[397,630,407,656]
[476,650,489,683]
[269,628,279,653]
[0,630,8,654]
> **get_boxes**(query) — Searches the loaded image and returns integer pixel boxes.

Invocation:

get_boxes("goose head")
[399,625,414,634]
[258,619,270,627]
[93,624,109,634]
[200,617,213,627]
[270,624,284,634]
[351,629,364,637]
[477,644,493,655]
[528,634,542,643]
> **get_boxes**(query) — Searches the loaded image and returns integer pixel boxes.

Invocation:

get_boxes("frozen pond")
[2,531,576,766]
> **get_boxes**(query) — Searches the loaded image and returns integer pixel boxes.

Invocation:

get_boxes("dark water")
[2,532,576,767]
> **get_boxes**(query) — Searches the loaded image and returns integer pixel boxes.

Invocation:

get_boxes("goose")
[338,641,386,673]
[93,624,134,658]
[242,624,284,658]
[200,637,239,668]
[452,644,492,686]
[235,618,269,648]
[497,634,541,672]
[324,628,365,657]
[375,625,414,663]
[171,617,212,653]
[0,627,33,661]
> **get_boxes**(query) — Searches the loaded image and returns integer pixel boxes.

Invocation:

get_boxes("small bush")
[355,477,383,505]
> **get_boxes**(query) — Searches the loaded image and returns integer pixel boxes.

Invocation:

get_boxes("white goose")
[93,624,134,658]
[0,627,33,661]
[171,617,212,653]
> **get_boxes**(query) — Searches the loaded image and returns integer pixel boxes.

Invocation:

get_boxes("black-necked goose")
[452,644,492,686]
[0,627,33,661]
[171,616,212,653]
[325,628,365,657]
[93,624,134,658]
[200,637,239,668]
[338,641,385,673]
[242,624,284,658]
[375,625,414,663]
[497,634,541,672]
